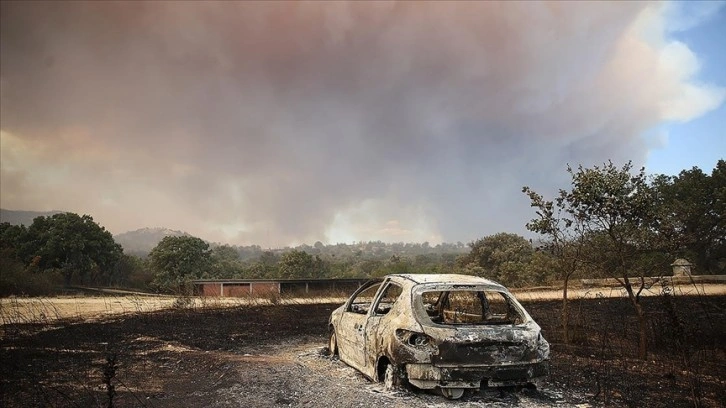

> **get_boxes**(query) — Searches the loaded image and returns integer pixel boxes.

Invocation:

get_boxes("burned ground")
[1,296,725,407]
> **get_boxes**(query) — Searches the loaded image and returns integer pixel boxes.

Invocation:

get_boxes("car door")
[337,281,384,371]
[363,281,404,371]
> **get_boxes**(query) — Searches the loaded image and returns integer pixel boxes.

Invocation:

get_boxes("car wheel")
[328,328,338,357]
[383,363,401,391]
[440,388,465,400]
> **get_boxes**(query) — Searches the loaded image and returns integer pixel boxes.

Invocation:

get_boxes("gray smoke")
[1,2,723,246]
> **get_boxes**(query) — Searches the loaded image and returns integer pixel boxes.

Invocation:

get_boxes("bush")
[0,252,63,296]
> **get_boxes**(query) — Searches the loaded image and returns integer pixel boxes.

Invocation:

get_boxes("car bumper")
[406,361,549,390]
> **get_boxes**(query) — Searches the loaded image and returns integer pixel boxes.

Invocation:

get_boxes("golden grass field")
[1,281,724,325]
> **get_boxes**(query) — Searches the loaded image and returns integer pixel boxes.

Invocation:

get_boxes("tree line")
[1,160,723,304]
[520,159,725,359]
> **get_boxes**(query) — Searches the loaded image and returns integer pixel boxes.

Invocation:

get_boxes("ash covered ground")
[2,296,724,407]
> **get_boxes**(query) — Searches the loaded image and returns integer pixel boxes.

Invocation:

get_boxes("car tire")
[383,363,401,391]
[328,328,338,357]
[440,387,465,400]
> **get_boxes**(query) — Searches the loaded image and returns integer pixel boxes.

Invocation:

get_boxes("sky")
[1,1,724,247]
[645,1,726,176]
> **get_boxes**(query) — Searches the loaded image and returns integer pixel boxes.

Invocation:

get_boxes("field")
[1,292,725,407]
[3,282,724,324]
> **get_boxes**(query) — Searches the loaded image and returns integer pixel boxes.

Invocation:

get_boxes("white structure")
[671,258,693,277]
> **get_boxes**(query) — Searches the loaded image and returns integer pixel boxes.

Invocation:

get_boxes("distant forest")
[112,226,469,260]
[1,159,723,295]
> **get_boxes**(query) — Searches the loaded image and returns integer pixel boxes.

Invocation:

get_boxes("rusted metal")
[328,274,550,399]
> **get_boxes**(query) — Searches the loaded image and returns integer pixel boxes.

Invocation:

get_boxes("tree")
[373,255,414,277]
[278,250,326,278]
[557,161,662,359]
[209,244,242,278]
[651,160,726,274]
[524,251,559,285]
[16,213,122,285]
[149,235,212,291]
[523,184,588,344]
[111,254,152,288]
[712,160,726,271]
[351,259,384,277]
[259,250,279,267]
[457,233,533,287]
[0,222,26,251]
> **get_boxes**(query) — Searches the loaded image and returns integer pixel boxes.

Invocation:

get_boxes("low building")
[191,278,370,297]
[671,258,694,277]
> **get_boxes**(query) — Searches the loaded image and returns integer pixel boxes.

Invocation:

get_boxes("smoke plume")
[1,2,723,246]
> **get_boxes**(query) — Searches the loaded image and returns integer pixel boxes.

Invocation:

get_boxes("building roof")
[671,258,693,266]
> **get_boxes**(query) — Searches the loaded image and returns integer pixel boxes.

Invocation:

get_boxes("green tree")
[713,160,726,271]
[260,250,279,267]
[149,235,211,291]
[457,233,533,287]
[351,259,384,277]
[0,247,63,296]
[112,254,153,289]
[371,255,414,277]
[0,222,26,251]
[245,262,268,279]
[523,184,589,344]
[16,213,122,285]
[278,250,325,278]
[243,250,280,278]
[651,160,725,273]
[525,251,559,285]
[558,161,662,359]
[209,244,243,278]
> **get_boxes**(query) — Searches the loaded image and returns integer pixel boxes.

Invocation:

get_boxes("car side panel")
[337,311,368,371]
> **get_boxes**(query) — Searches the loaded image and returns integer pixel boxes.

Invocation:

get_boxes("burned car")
[327,274,549,399]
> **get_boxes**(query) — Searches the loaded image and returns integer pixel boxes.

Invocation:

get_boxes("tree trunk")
[635,301,648,360]
[624,278,648,360]
[562,274,570,344]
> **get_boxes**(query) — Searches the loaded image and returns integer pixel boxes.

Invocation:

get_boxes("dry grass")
[0,294,348,325]
[510,282,726,302]
[2,282,723,325]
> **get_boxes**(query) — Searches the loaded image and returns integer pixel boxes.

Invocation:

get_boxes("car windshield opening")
[419,290,525,325]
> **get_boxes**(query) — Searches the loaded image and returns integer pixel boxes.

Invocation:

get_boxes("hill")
[114,227,191,256]
[0,208,64,226]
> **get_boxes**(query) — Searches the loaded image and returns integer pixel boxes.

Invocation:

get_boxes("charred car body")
[327,274,549,399]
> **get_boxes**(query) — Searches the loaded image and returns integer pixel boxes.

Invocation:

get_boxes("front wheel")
[383,363,402,391]
[328,328,338,357]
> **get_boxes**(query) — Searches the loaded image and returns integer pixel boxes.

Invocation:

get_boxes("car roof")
[393,273,505,288]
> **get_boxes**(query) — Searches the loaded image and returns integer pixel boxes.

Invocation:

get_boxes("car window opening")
[348,282,383,315]
[421,290,525,325]
[374,283,403,315]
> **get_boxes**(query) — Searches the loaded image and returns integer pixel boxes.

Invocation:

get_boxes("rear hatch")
[421,324,541,366]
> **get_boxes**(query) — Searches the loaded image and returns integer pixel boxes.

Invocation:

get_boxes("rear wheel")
[440,388,465,400]
[328,328,338,357]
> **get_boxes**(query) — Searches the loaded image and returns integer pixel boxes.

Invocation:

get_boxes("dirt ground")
[1,296,725,407]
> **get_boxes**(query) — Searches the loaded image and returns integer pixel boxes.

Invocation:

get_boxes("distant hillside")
[0,208,64,226]
[114,227,191,256]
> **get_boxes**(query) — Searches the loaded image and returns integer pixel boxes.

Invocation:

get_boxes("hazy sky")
[1,1,724,247]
